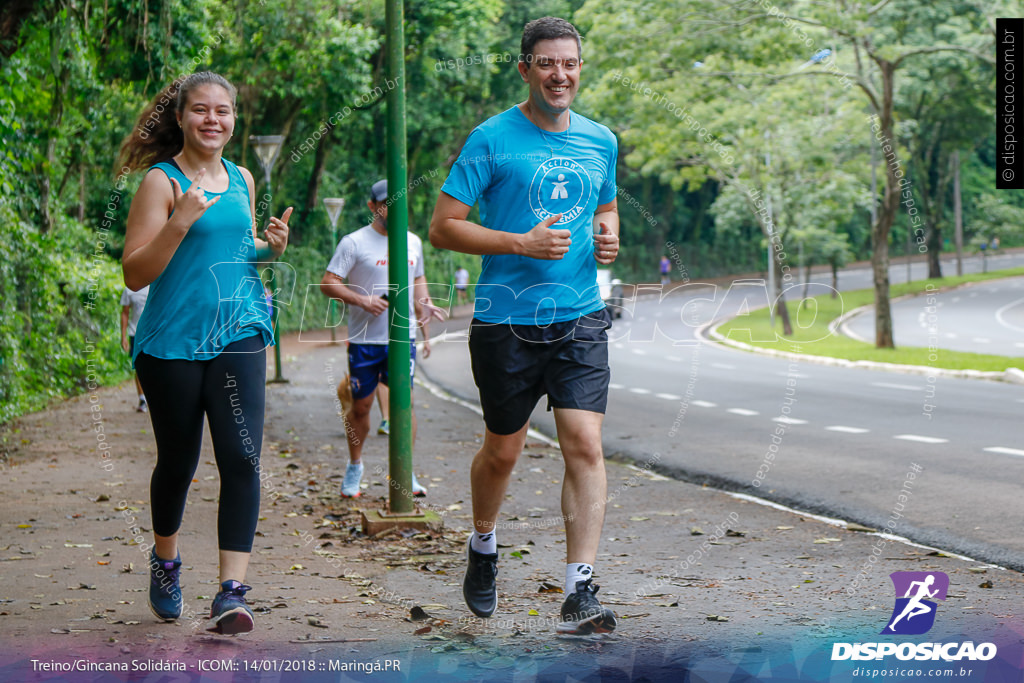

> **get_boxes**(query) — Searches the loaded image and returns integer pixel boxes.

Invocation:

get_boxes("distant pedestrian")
[430,17,619,635]
[454,266,470,307]
[119,71,292,635]
[660,255,671,286]
[320,178,446,499]
[119,285,150,412]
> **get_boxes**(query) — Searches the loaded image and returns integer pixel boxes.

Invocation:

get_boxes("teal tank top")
[131,158,274,363]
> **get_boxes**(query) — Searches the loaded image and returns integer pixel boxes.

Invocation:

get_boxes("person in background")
[320,178,446,498]
[120,284,150,412]
[454,265,470,308]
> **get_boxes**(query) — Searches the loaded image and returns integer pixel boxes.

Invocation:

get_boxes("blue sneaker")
[208,580,254,635]
[377,419,390,435]
[341,462,364,498]
[148,549,182,621]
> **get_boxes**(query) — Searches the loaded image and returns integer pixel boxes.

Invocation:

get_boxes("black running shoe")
[462,541,498,617]
[557,578,617,634]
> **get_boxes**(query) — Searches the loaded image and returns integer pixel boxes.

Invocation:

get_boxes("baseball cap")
[370,179,388,203]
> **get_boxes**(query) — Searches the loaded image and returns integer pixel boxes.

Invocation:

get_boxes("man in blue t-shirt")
[429,16,620,636]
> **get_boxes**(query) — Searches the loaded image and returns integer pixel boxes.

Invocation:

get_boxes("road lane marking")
[894,434,949,444]
[632,348,647,355]
[692,400,718,408]
[972,337,991,344]
[983,446,1024,457]
[629,387,651,395]
[772,416,807,425]
[712,363,737,370]
[826,426,870,434]
[995,296,1024,334]
[727,408,759,416]
[609,383,624,390]
[655,393,682,400]
[667,355,682,362]
[871,382,920,391]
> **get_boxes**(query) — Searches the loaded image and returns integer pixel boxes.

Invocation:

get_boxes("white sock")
[565,563,594,595]
[470,530,497,555]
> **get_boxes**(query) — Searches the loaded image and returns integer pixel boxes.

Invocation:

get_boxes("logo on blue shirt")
[530,157,593,225]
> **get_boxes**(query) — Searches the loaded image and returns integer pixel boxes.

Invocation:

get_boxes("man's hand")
[519,214,571,260]
[362,294,389,316]
[593,222,619,264]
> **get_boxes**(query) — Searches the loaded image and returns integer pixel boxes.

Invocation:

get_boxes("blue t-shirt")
[441,106,617,324]
[131,158,274,363]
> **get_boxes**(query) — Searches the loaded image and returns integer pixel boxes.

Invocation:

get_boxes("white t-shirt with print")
[326,224,425,344]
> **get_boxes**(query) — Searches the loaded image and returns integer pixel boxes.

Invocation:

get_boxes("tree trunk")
[772,248,793,336]
[298,126,333,243]
[871,61,898,349]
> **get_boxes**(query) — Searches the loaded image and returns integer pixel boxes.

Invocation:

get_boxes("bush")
[0,211,129,423]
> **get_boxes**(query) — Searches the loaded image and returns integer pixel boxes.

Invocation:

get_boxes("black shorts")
[469,308,611,435]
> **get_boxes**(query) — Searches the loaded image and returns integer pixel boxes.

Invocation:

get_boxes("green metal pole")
[385,0,412,514]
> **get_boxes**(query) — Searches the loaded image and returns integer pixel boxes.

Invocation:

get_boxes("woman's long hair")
[117,71,237,174]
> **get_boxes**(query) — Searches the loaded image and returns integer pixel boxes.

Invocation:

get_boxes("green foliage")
[0,210,129,423]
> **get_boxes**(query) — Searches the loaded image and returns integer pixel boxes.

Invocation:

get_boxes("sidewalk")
[0,329,1021,682]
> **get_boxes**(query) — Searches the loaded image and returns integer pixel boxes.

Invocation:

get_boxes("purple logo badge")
[883,571,949,635]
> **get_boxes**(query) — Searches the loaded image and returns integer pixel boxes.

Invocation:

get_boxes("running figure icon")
[886,574,938,632]
[550,174,570,200]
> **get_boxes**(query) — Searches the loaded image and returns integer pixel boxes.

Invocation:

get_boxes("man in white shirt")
[320,179,445,497]
[120,285,150,412]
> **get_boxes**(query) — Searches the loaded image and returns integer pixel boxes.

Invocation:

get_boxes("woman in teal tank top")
[120,71,292,636]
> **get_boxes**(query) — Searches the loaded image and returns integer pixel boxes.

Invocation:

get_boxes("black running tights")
[135,335,266,552]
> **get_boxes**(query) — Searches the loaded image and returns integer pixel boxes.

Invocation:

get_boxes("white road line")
[727,408,759,416]
[692,400,718,408]
[712,363,737,370]
[773,416,808,425]
[871,382,920,391]
[984,446,1024,457]
[1015,342,1024,348]
[779,372,811,379]
[655,393,682,400]
[632,348,647,355]
[666,355,682,362]
[629,387,651,395]
[894,434,949,444]
[609,383,625,390]
[826,425,870,434]
[972,337,991,344]
[613,343,624,349]
[995,296,1024,334]
[943,333,958,338]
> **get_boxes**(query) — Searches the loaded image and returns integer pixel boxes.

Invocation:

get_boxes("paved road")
[844,275,1024,358]
[422,257,1024,571]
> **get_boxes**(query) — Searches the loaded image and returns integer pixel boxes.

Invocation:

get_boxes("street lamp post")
[322,197,346,343]
[249,134,287,383]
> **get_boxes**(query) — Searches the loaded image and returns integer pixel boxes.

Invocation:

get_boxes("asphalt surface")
[424,257,1024,572]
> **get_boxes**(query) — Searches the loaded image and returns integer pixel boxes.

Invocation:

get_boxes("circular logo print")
[529,157,593,225]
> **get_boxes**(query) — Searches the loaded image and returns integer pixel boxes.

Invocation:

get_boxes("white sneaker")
[341,462,364,498]
[411,472,427,497]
